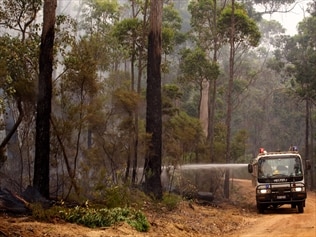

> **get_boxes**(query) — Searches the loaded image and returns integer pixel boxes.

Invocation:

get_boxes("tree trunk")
[309,101,315,189]
[224,0,235,199]
[33,0,57,199]
[200,79,209,136]
[143,0,163,200]
[304,99,310,189]
[208,0,218,162]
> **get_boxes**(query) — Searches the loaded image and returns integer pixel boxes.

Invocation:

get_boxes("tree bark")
[224,0,235,199]
[308,100,315,189]
[208,0,218,162]
[304,99,310,189]
[33,0,57,199]
[200,79,209,135]
[143,0,163,200]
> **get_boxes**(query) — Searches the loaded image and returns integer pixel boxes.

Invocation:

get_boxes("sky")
[260,0,311,35]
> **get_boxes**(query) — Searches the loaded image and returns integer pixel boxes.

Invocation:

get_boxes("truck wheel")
[297,202,304,213]
[291,204,296,209]
[257,204,265,214]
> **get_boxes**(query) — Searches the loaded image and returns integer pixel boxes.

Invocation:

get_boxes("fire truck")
[248,148,310,213]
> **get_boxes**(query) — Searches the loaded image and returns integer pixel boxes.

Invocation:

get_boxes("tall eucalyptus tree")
[218,1,261,198]
[188,0,223,159]
[33,0,57,198]
[144,0,163,200]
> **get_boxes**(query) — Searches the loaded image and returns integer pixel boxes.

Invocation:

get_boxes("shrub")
[103,186,130,208]
[31,202,149,232]
[126,210,150,232]
[31,203,62,221]
[162,193,182,211]
[59,206,150,232]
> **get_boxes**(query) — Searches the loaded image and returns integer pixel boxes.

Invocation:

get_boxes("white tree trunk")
[199,79,209,136]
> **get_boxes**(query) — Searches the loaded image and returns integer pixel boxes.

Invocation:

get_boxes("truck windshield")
[258,156,302,178]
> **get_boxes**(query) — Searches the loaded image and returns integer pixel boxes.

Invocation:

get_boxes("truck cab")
[248,148,309,214]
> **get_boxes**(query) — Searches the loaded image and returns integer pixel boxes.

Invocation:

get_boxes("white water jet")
[135,163,250,192]
[179,163,248,170]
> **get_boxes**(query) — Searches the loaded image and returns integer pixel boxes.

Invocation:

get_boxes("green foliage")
[213,122,227,162]
[31,200,149,232]
[186,0,225,67]
[113,88,140,115]
[163,4,182,30]
[63,37,99,95]
[179,85,200,117]
[162,193,182,211]
[103,186,130,208]
[162,3,185,54]
[125,209,150,232]
[31,203,62,221]
[163,84,183,100]
[57,206,149,232]
[169,112,204,143]
[163,111,207,163]
[218,3,261,47]
[93,0,120,17]
[0,0,42,31]
[0,36,37,102]
[188,0,219,45]
[271,14,316,101]
[231,130,248,162]
[162,84,182,116]
[179,47,220,84]
[79,0,123,70]
[291,17,316,99]
[81,0,120,30]
[112,18,143,56]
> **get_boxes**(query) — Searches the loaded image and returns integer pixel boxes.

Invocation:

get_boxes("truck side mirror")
[305,160,311,170]
[248,164,253,173]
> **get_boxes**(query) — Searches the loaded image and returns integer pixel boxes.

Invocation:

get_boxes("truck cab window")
[259,159,272,177]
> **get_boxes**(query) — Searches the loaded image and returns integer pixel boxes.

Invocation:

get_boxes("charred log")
[0,188,30,214]
[196,191,214,202]
[181,190,214,204]
[0,186,51,214]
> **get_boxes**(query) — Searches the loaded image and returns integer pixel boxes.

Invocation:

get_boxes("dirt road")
[229,180,316,237]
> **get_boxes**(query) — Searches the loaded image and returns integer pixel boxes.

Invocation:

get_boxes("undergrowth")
[162,193,182,211]
[32,205,149,232]
[31,187,183,233]
[61,207,150,232]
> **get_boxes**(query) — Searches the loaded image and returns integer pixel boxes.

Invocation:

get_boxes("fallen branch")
[0,186,51,214]
[0,188,30,214]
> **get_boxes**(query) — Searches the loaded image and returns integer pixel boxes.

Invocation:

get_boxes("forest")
[0,0,316,209]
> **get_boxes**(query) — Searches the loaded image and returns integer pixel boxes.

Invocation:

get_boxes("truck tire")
[257,203,265,214]
[297,202,304,213]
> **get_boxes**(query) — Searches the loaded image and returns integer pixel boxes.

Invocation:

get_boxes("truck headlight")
[291,187,305,192]
[257,189,271,194]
